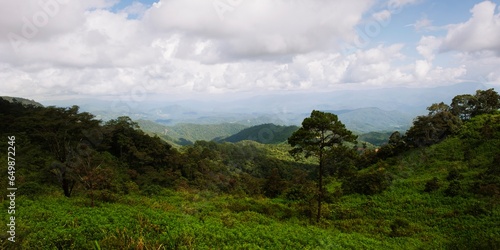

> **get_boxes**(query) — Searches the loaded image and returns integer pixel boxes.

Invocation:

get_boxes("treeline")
[1,89,499,216]
[0,97,388,217]
[377,88,500,157]
[0,99,316,204]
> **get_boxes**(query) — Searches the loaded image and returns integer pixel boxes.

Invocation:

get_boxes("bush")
[424,177,440,192]
[141,184,163,196]
[390,218,412,237]
[19,182,45,198]
[342,169,392,195]
[94,190,119,203]
[446,169,463,181]
[445,180,463,197]
[464,202,490,217]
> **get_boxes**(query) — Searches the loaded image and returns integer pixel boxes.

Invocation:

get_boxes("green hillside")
[358,131,394,146]
[1,90,499,249]
[219,123,299,144]
[136,119,248,145]
[0,96,43,107]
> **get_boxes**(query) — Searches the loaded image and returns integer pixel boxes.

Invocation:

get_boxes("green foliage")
[390,218,412,237]
[137,119,248,145]
[342,167,392,195]
[18,182,45,198]
[446,169,463,181]
[2,93,500,249]
[358,131,393,146]
[405,103,462,147]
[451,88,500,120]
[289,110,357,222]
[444,180,463,197]
[424,177,440,193]
[221,123,299,144]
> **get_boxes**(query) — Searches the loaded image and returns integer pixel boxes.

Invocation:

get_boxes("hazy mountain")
[136,119,247,145]
[329,107,413,133]
[1,96,43,107]
[37,82,492,132]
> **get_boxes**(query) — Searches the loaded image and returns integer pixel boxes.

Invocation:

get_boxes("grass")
[4,170,499,250]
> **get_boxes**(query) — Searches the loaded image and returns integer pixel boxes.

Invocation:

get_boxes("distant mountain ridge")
[136,119,247,145]
[328,107,413,133]
[37,82,491,130]
[0,96,43,107]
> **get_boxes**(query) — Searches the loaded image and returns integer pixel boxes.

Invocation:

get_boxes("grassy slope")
[4,116,500,249]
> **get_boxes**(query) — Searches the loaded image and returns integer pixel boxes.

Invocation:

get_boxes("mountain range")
[8,82,494,139]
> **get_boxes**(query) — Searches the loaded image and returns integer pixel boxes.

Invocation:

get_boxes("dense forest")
[0,89,499,249]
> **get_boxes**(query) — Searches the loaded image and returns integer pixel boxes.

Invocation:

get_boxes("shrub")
[424,177,440,192]
[444,180,463,197]
[464,202,490,217]
[390,218,412,237]
[19,182,45,198]
[446,169,463,181]
[342,169,392,195]
[141,184,163,196]
[95,190,119,203]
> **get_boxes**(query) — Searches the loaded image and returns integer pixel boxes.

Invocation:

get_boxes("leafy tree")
[263,168,285,198]
[451,94,476,120]
[27,106,102,197]
[288,110,356,222]
[474,88,500,116]
[451,89,500,120]
[405,103,461,147]
[102,116,178,174]
[70,143,117,206]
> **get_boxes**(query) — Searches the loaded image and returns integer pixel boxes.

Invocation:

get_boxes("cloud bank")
[0,0,498,101]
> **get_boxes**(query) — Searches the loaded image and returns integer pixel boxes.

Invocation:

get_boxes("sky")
[0,0,500,103]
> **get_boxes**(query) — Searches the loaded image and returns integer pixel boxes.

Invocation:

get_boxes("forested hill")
[0,89,499,249]
[0,96,43,107]
[136,119,247,145]
[218,123,300,144]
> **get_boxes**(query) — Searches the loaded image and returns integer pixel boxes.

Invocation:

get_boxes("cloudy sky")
[1,0,499,102]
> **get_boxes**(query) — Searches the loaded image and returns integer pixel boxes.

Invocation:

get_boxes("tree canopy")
[288,110,357,222]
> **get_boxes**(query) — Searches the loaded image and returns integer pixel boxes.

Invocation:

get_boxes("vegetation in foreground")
[0,89,499,249]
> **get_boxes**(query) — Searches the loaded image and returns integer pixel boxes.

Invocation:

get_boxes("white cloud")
[417,36,441,61]
[119,1,148,18]
[442,1,500,53]
[373,10,391,22]
[388,0,421,9]
[143,0,372,60]
[414,60,431,78]
[413,16,433,31]
[0,0,495,101]
[342,44,408,84]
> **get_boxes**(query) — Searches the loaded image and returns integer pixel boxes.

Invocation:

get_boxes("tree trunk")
[62,173,71,197]
[317,149,323,223]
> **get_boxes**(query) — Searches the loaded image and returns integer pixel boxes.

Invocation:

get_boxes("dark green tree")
[406,103,461,147]
[263,168,285,198]
[451,94,476,120]
[451,89,500,120]
[474,88,500,116]
[288,110,356,222]
[28,106,101,197]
